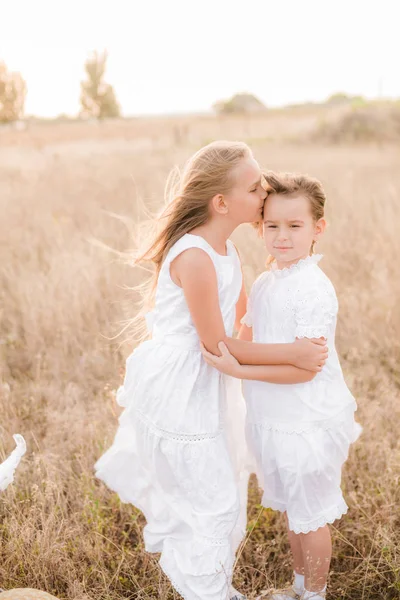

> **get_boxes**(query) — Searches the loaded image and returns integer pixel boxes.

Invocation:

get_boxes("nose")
[277,228,289,241]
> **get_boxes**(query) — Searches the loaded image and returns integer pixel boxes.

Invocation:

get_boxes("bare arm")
[225,336,325,368]
[233,308,315,382]
[234,280,247,333]
[171,249,228,355]
[236,363,316,383]
[201,342,316,383]
[238,323,252,342]
[172,249,327,370]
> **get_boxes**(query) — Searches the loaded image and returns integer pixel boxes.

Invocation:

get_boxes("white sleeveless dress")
[95,233,251,600]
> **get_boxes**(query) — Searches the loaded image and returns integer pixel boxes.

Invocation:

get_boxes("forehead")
[264,193,312,218]
[232,157,261,186]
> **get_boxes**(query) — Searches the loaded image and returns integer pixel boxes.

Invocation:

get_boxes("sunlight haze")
[1,0,399,117]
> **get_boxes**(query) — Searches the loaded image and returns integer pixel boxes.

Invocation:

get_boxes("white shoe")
[256,587,301,600]
[230,586,247,600]
[300,591,326,600]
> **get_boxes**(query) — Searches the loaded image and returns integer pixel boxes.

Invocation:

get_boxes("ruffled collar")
[270,254,323,279]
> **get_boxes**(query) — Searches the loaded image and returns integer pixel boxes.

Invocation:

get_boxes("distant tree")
[325,92,351,105]
[0,62,26,123]
[213,93,266,115]
[80,51,121,119]
[325,92,366,108]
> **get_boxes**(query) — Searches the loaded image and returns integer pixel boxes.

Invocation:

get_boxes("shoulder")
[171,246,215,273]
[166,234,214,266]
[170,247,217,292]
[305,266,336,295]
[295,266,338,310]
[250,269,271,296]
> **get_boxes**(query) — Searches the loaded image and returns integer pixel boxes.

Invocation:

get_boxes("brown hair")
[130,141,251,336]
[257,171,326,264]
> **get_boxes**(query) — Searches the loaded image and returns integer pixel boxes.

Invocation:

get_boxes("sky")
[1,0,399,118]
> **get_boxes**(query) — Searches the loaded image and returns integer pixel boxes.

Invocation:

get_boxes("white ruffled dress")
[241,255,361,534]
[95,234,252,600]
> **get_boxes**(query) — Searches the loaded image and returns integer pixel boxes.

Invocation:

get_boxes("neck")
[276,253,310,270]
[190,218,236,255]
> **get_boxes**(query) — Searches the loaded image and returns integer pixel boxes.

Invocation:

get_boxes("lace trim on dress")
[289,499,349,534]
[196,534,231,547]
[135,409,223,443]
[295,325,330,339]
[295,283,336,339]
[262,497,348,533]
[271,254,323,279]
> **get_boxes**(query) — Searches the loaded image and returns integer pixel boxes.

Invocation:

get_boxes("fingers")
[217,341,229,356]
[311,337,327,346]
[200,342,216,364]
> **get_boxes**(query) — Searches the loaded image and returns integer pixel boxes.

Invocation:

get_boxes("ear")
[314,218,326,242]
[211,193,229,215]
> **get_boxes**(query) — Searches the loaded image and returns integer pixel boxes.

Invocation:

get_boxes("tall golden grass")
[0,114,399,599]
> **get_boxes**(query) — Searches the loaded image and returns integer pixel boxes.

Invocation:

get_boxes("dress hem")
[261,498,349,534]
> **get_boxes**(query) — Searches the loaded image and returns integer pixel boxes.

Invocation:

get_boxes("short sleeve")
[294,282,338,339]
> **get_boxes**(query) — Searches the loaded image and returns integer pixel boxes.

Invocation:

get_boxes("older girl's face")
[225,157,268,225]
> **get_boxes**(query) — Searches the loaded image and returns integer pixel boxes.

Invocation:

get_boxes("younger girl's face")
[225,157,267,224]
[263,193,326,268]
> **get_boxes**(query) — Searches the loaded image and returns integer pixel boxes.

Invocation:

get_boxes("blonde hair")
[129,141,251,337]
[259,171,326,265]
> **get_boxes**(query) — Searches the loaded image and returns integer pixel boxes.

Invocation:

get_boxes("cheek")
[296,228,314,245]
[231,193,253,215]
[247,192,259,208]
[263,229,275,246]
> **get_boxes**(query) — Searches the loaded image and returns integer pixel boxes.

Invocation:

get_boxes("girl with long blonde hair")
[95,144,327,600]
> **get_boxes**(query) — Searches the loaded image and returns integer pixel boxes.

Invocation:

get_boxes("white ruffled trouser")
[247,408,361,533]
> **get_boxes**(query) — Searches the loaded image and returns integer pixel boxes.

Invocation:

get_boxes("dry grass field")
[0,109,399,599]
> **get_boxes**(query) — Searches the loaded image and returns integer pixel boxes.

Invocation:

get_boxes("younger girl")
[202,172,361,600]
[95,146,328,600]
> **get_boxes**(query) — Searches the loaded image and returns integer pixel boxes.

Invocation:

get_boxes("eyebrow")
[264,219,305,224]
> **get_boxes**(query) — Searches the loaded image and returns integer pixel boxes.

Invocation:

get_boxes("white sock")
[293,572,305,594]
[302,585,327,599]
